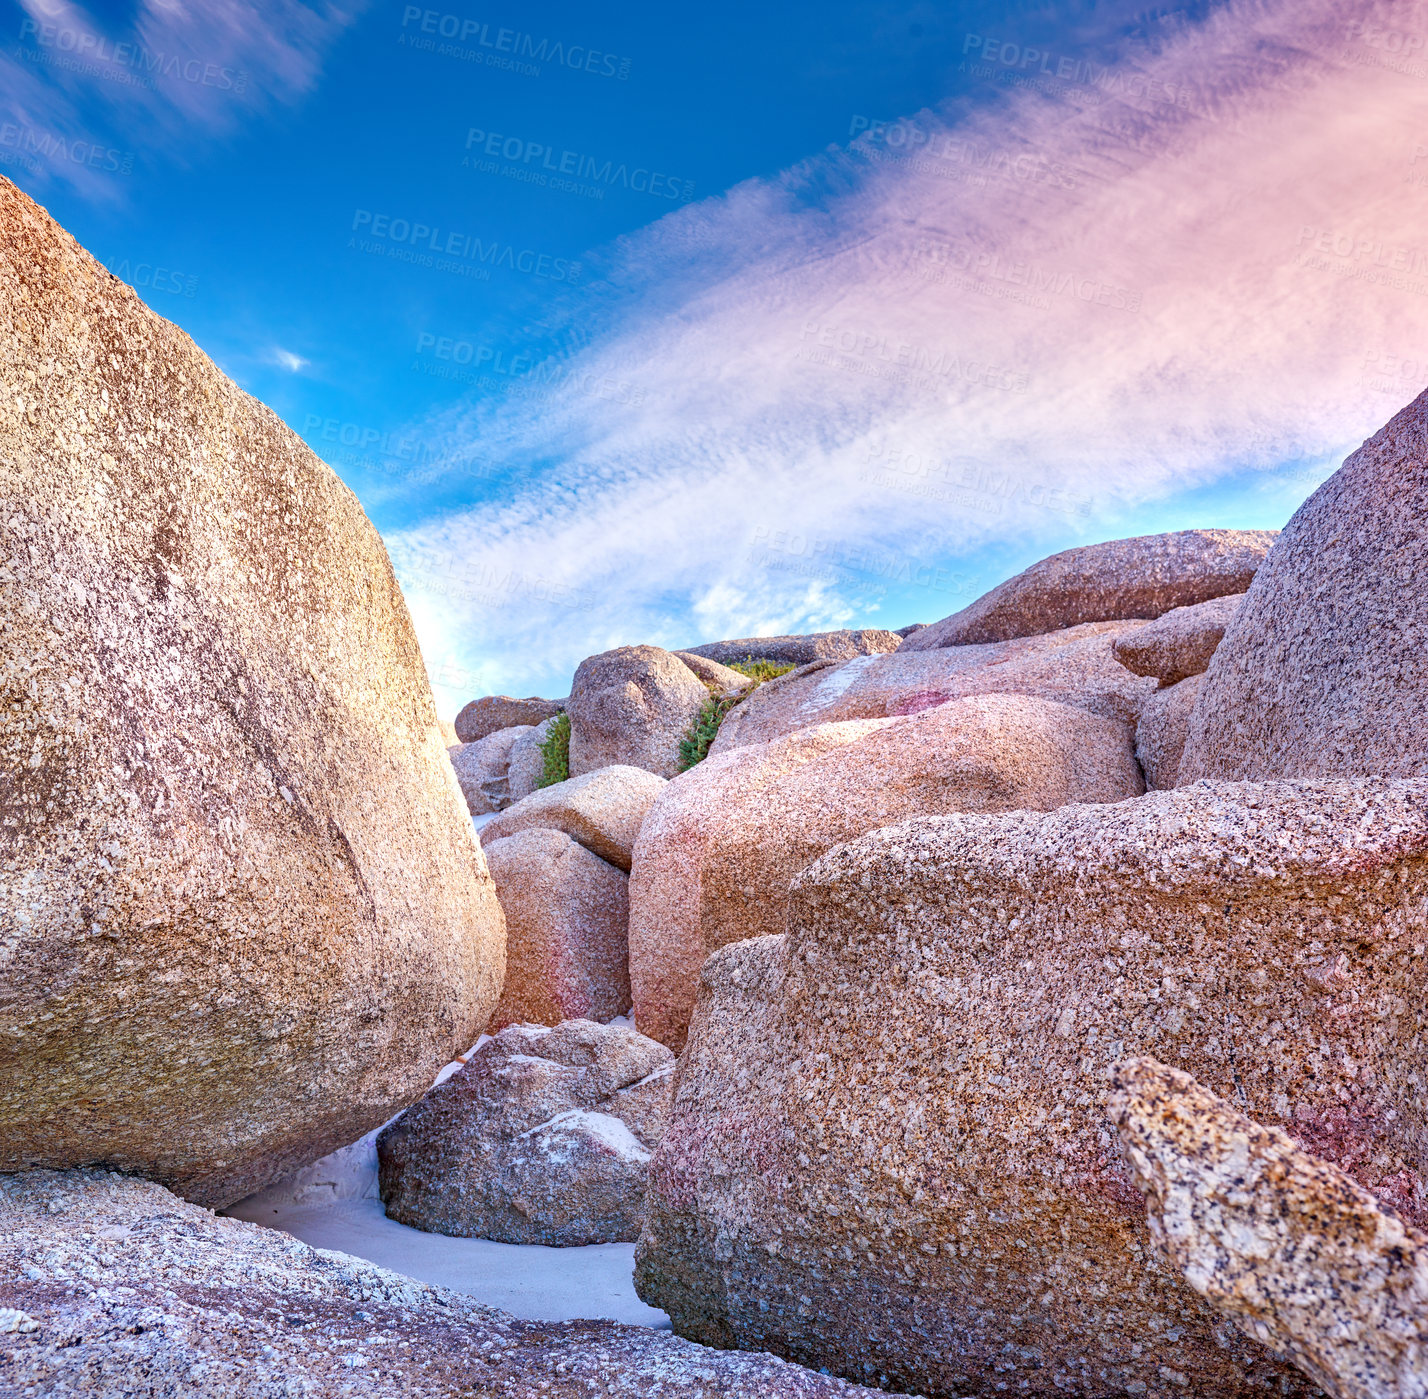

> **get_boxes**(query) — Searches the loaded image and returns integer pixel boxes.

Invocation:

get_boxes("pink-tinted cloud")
[391,0,1428,710]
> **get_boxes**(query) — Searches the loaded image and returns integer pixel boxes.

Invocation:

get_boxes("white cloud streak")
[0,0,365,192]
[393,0,1428,711]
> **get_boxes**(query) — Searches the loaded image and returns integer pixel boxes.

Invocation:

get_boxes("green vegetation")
[536,712,571,789]
[676,656,795,772]
[727,657,794,684]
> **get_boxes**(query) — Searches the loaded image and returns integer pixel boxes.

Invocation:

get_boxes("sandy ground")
[224,1009,669,1329]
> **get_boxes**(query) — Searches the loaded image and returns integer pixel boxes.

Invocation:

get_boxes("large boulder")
[379,1020,675,1245]
[0,178,504,1208]
[1181,392,1428,782]
[680,629,901,667]
[0,1169,882,1398]
[1111,592,1243,685]
[901,529,1276,650]
[1135,673,1204,790]
[709,620,1157,756]
[449,725,532,815]
[630,694,1143,1049]
[567,645,709,779]
[1111,1057,1428,1399]
[483,764,668,872]
[635,779,1428,1398]
[454,694,563,744]
[485,829,630,1030]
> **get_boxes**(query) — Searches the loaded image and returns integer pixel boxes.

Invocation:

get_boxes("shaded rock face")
[680,629,901,667]
[454,694,563,744]
[1110,1058,1428,1399]
[449,725,533,815]
[0,178,504,1208]
[672,651,755,694]
[379,1021,675,1246]
[1182,391,1428,783]
[0,1170,886,1398]
[629,694,1144,1050]
[567,646,709,779]
[505,714,556,807]
[1111,592,1242,686]
[483,764,668,873]
[485,829,630,1030]
[900,529,1276,650]
[635,780,1428,1398]
[1136,673,1204,790]
[708,620,1157,756]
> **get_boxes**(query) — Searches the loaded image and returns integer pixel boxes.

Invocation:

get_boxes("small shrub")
[727,656,794,684]
[536,712,571,788]
[675,657,795,772]
[678,695,739,771]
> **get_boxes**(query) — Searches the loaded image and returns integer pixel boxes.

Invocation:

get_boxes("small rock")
[482,764,667,873]
[379,1020,675,1245]
[454,695,564,745]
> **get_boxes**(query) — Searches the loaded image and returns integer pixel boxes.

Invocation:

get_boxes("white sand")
[224,1022,667,1329]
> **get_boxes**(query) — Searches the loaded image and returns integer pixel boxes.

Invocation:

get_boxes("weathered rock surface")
[681,629,901,667]
[672,651,755,694]
[484,765,667,873]
[567,645,709,779]
[708,620,1157,756]
[454,694,563,744]
[636,778,1428,1397]
[900,530,1276,650]
[485,830,630,1030]
[379,1020,676,1246]
[1112,592,1243,686]
[1136,673,1204,790]
[1181,392,1428,782]
[0,178,504,1208]
[0,1169,886,1398]
[505,714,556,806]
[1111,1057,1428,1399]
[630,694,1143,1049]
[449,725,532,815]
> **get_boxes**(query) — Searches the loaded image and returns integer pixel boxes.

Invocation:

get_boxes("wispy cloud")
[0,0,366,190]
[266,346,310,373]
[391,0,1428,712]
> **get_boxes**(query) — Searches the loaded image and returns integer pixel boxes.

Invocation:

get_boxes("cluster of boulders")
[5,173,1428,1399]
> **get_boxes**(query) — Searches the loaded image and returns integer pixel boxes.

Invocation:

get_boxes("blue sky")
[3,0,1426,711]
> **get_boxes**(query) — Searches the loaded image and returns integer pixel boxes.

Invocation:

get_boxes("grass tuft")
[676,657,795,772]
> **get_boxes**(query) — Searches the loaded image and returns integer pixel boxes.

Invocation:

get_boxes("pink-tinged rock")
[708,620,1157,756]
[630,693,1143,1050]
[901,529,1276,650]
[1136,673,1204,790]
[1181,390,1428,782]
[680,629,901,666]
[636,778,1428,1397]
[0,177,504,1209]
[567,645,709,779]
[0,1169,886,1397]
[485,828,630,1030]
[454,694,563,744]
[1111,592,1243,686]
[483,764,667,873]
[1111,1057,1428,1399]
[449,725,532,815]
[379,1019,674,1245]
